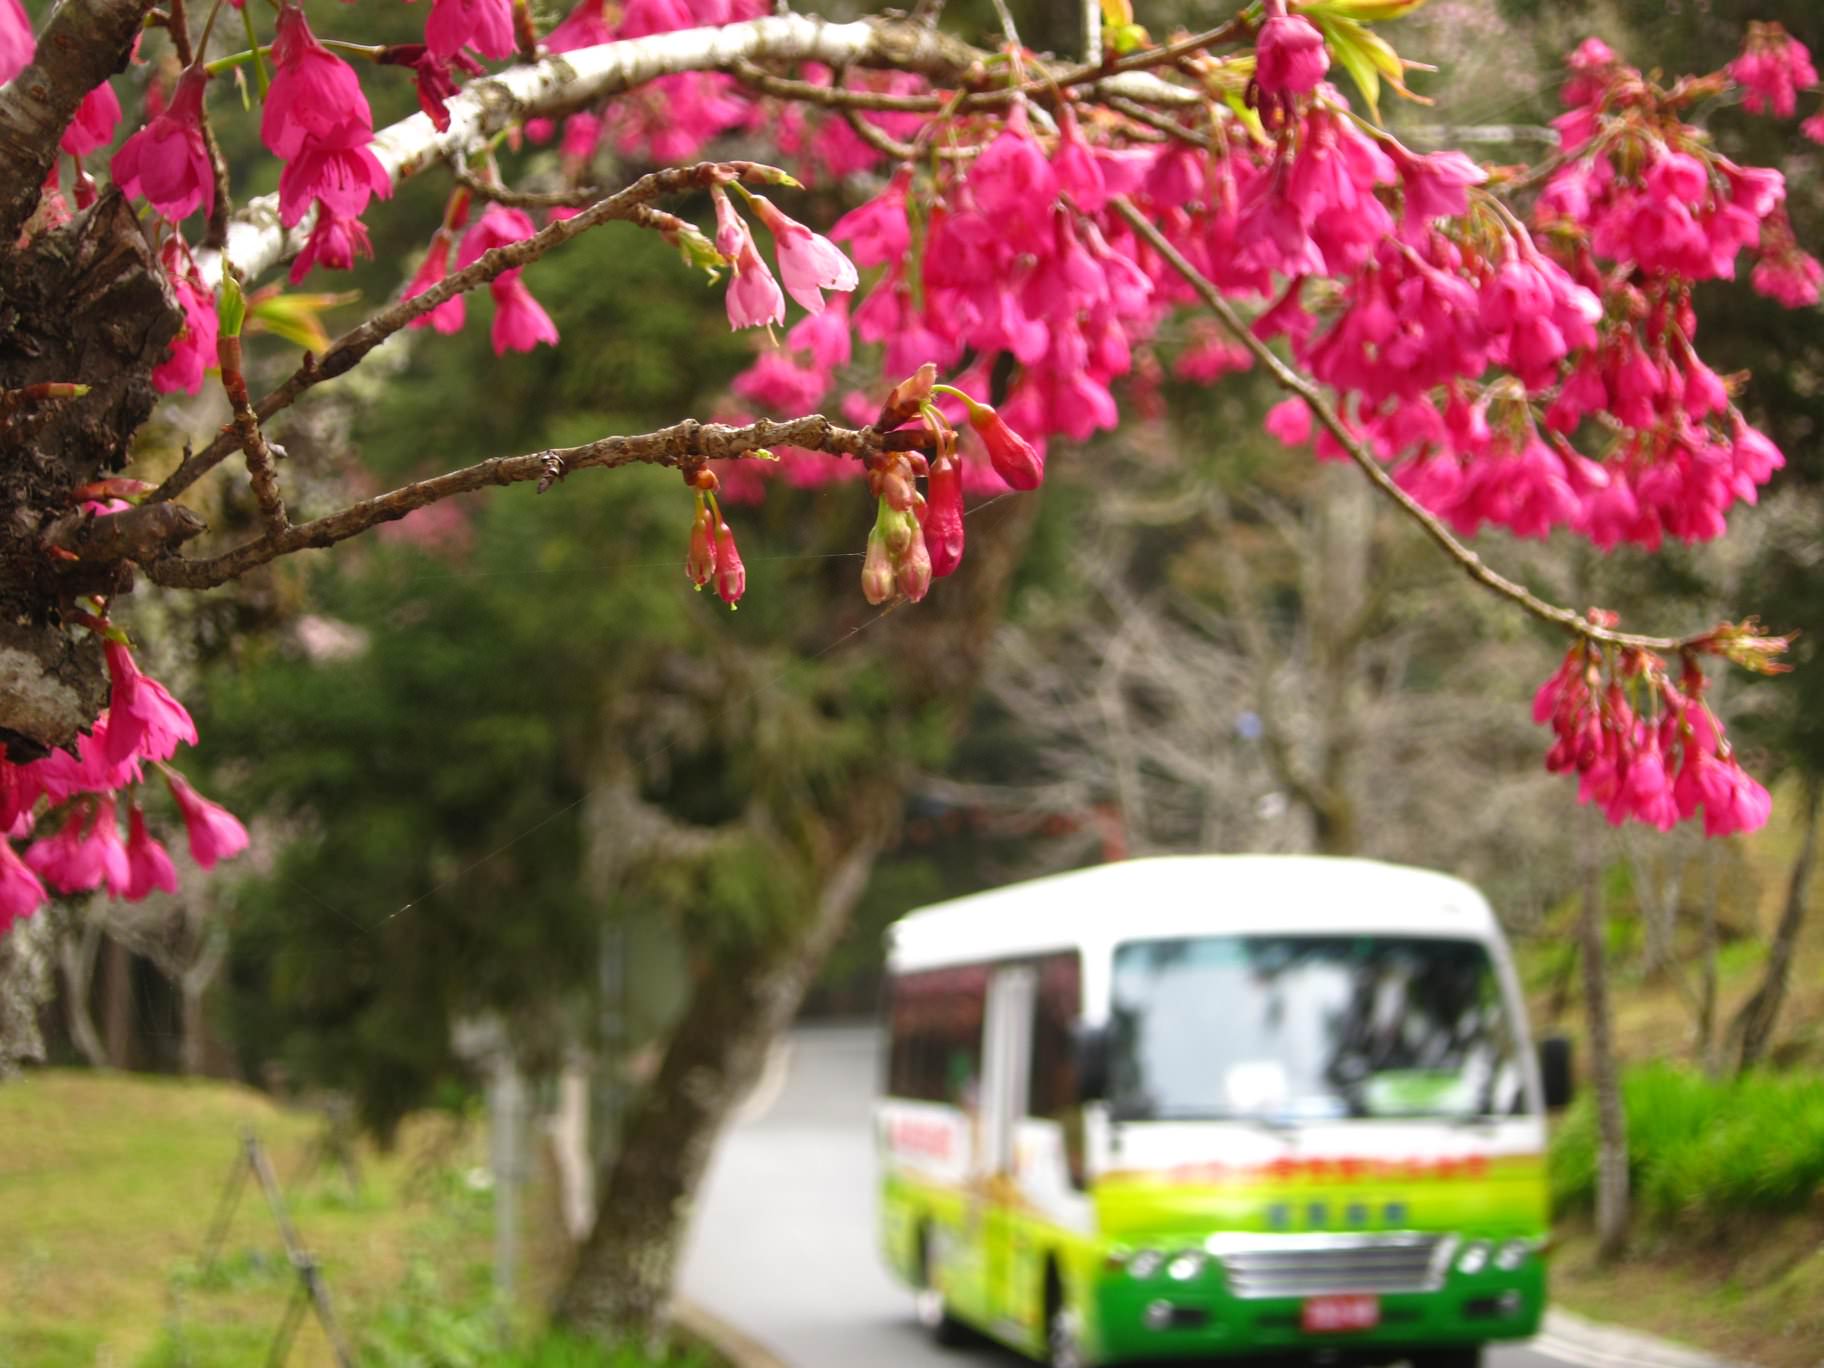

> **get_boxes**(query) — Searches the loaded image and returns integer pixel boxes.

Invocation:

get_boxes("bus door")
[979,965,1036,1341]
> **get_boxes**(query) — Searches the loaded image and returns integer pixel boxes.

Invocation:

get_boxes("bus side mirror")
[1075,1024,1111,1103]
[1538,1035,1574,1110]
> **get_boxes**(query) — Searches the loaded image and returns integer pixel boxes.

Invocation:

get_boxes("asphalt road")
[679,1023,1584,1368]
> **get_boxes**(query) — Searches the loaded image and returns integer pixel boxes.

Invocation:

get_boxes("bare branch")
[146,413,929,590]
[157,162,768,503]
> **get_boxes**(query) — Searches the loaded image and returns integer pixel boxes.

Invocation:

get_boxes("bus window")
[887,964,988,1106]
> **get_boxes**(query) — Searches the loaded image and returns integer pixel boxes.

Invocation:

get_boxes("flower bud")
[883,505,916,557]
[685,502,716,588]
[880,456,920,513]
[897,522,932,603]
[714,519,745,606]
[861,528,896,605]
[876,362,937,430]
[924,455,965,578]
[966,403,1045,491]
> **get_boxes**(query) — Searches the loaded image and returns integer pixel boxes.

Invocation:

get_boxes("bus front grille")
[1203,1233,1456,1299]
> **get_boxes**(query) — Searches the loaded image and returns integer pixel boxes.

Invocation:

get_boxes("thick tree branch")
[157,162,762,503]
[145,414,928,589]
[197,11,1237,289]
[1110,196,1715,657]
[0,0,150,241]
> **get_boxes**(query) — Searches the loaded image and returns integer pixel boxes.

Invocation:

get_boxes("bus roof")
[886,855,1498,975]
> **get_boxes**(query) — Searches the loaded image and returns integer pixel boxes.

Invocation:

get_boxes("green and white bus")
[876,855,1571,1367]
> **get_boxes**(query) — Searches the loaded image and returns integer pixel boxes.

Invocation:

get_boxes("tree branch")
[145,414,930,590]
[157,162,765,503]
[1110,195,1716,656]
[197,10,1237,289]
[0,0,151,241]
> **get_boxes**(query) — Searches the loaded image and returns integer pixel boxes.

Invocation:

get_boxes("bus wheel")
[1044,1270,1086,1368]
[916,1227,968,1348]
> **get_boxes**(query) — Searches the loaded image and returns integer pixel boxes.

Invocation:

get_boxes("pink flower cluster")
[1728,21,1818,119]
[1235,40,1801,552]
[1533,644,1770,837]
[2,638,248,937]
[534,0,765,171]
[151,238,219,396]
[263,3,391,283]
[403,200,559,355]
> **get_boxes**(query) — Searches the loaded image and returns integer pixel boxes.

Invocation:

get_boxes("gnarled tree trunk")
[554,838,883,1339]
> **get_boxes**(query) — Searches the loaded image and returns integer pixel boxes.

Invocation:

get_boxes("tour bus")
[876,855,1571,1368]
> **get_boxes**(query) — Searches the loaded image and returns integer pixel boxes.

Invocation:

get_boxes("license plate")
[1301,1294,1381,1333]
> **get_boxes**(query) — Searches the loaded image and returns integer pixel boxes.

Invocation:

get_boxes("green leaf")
[1316,14,1382,120]
[216,272,246,339]
[1222,91,1269,145]
[1300,0,1430,20]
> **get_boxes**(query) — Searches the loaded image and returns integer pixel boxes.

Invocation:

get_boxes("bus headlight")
[1165,1251,1207,1282]
[1127,1250,1165,1280]
[1494,1239,1532,1271]
[1456,1240,1491,1275]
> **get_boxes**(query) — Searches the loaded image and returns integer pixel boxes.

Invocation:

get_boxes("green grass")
[1551,1062,1824,1227]
[0,1071,708,1368]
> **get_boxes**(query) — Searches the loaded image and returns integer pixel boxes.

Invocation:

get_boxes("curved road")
[678,1023,1640,1368]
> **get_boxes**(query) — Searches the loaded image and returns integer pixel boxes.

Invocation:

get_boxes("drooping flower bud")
[966,402,1045,491]
[861,528,896,605]
[714,518,746,606]
[923,453,965,578]
[878,455,920,513]
[685,501,716,588]
[882,504,916,558]
[876,363,937,431]
[897,522,932,603]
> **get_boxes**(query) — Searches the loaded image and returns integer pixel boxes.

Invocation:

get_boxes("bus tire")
[1408,1349,1484,1368]
[916,1225,969,1348]
[1044,1264,1087,1368]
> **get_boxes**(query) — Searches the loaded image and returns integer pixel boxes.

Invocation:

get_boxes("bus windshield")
[1108,934,1527,1123]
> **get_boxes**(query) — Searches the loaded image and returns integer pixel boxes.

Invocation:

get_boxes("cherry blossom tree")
[0,0,1813,930]
[0,0,1820,1333]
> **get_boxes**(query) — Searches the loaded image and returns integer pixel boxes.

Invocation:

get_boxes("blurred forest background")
[4,0,1824,1364]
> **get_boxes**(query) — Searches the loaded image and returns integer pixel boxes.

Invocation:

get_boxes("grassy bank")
[0,1070,705,1368]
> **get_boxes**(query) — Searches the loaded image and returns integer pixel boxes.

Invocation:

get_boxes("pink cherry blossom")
[277,144,390,229]
[1729,23,1818,119]
[110,66,215,222]
[0,0,31,84]
[164,771,250,869]
[712,191,786,330]
[1255,13,1329,96]
[104,641,198,767]
[489,275,559,354]
[748,194,859,315]
[733,352,827,413]
[426,0,516,61]
[152,254,218,396]
[61,83,121,157]
[829,170,910,268]
[457,202,537,264]
[264,5,375,160]
[290,209,374,283]
[26,799,129,895]
[0,841,46,936]
[404,231,467,335]
[122,805,179,901]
